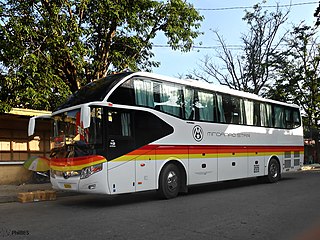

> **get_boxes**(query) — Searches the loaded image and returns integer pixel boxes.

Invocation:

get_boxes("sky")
[151,0,319,78]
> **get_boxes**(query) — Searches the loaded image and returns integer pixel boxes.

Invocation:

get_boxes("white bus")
[28,71,304,199]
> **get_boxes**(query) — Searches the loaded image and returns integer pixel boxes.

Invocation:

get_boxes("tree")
[269,24,320,163]
[0,0,203,111]
[193,3,288,95]
[268,24,320,130]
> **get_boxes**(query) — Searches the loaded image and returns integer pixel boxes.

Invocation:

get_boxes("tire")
[158,164,180,199]
[266,158,281,183]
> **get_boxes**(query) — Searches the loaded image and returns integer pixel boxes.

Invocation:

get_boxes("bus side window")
[284,108,301,129]
[153,82,184,119]
[239,98,245,124]
[292,110,301,128]
[216,94,226,123]
[89,107,103,144]
[243,99,259,126]
[133,79,154,108]
[230,96,244,124]
[223,95,231,123]
[195,90,215,122]
[253,102,260,126]
[107,111,132,137]
[220,94,244,124]
[262,103,273,127]
[285,108,293,129]
[106,109,134,160]
[274,105,285,128]
[184,88,195,120]
[108,79,135,105]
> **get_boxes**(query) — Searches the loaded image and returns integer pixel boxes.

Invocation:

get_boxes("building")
[0,108,51,184]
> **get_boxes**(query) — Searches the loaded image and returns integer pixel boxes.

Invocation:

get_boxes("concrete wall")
[0,165,33,185]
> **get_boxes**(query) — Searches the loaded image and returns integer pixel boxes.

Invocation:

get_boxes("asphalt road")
[0,170,320,240]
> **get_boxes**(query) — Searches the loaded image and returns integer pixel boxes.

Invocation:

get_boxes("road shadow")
[57,190,159,208]
[56,175,298,208]
[187,175,297,196]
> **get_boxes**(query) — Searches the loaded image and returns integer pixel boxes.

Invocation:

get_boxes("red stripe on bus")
[50,155,106,167]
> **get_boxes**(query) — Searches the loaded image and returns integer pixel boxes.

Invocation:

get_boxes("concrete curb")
[0,192,79,204]
[0,183,79,204]
[301,164,320,171]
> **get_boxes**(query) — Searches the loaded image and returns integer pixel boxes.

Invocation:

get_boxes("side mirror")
[81,105,91,129]
[28,117,36,136]
[28,115,51,136]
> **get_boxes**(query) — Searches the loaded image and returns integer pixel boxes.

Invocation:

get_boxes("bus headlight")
[51,169,81,179]
[80,163,103,179]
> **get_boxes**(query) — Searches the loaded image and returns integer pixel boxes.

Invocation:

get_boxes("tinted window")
[218,94,244,124]
[243,99,254,125]
[154,82,184,118]
[194,90,216,122]
[110,78,184,119]
[274,105,285,128]
[260,103,273,127]
[284,108,301,129]
[57,72,132,110]
[106,109,134,160]
[184,88,195,120]
[107,77,301,129]
[107,111,132,137]
[292,109,301,128]
[108,79,135,105]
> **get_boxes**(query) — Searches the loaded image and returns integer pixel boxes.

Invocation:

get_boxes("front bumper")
[51,164,110,194]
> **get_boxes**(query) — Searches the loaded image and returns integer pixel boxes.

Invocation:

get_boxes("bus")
[28,71,304,199]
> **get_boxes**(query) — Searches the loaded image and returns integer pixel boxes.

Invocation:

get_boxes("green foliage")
[267,24,320,129]
[0,0,203,112]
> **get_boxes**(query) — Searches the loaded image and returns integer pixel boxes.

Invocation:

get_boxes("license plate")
[64,184,72,189]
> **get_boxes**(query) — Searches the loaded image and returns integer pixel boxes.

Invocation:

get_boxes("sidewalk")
[0,164,319,204]
[0,183,78,204]
[300,163,320,171]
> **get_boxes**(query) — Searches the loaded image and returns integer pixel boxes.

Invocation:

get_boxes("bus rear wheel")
[266,158,281,183]
[158,163,180,199]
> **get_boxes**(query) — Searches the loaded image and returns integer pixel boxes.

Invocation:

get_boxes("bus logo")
[193,125,203,142]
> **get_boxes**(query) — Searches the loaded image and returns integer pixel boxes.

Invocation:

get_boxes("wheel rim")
[270,162,278,178]
[167,171,178,192]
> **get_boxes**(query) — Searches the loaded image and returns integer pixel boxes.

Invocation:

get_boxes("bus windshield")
[51,108,102,158]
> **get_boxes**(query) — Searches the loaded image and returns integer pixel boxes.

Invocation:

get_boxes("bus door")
[133,110,159,192]
[106,108,136,194]
[105,108,164,194]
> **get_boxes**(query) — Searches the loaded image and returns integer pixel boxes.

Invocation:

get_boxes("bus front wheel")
[266,158,281,183]
[158,163,180,199]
